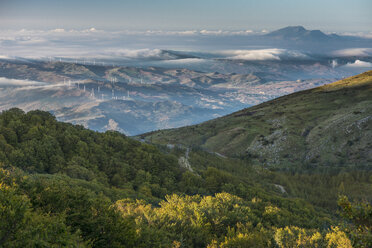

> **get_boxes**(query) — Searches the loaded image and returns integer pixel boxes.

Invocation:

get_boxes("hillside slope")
[0,108,370,247]
[140,71,372,168]
[0,108,343,247]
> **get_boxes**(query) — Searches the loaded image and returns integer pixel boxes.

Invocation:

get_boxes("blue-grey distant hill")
[256,26,372,51]
[265,26,335,41]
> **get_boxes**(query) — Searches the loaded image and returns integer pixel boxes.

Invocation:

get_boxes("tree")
[325,227,352,248]
[0,171,86,247]
[337,196,372,247]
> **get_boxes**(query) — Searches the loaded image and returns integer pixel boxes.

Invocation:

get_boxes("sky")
[0,0,371,32]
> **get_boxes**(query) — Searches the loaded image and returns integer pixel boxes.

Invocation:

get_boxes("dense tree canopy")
[0,109,370,247]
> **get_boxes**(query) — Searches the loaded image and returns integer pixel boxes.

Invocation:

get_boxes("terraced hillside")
[141,71,372,168]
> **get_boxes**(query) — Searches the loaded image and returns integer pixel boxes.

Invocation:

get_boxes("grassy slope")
[140,70,372,168]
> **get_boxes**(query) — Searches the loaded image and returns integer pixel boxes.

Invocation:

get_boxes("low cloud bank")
[0,77,47,86]
[331,59,338,68]
[222,49,307,61]
[0,55,12,59]
[333,48,372,57]
[106,49,177,60]
[344,60,372,67]
[157,58,207,65]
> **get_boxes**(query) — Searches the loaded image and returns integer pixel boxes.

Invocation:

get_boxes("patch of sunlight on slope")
[318,70,372,92]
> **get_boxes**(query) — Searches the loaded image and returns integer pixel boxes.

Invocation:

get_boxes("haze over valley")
[1,26,372,134]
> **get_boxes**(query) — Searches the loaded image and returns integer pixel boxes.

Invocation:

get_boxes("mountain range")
[0,58,341,135]
[265,26,336,41]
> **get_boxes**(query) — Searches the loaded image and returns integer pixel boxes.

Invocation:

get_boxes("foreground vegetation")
[0,108,370,247]
[1,166,371,247]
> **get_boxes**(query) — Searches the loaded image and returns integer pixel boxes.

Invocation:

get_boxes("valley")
[0,57,357,135]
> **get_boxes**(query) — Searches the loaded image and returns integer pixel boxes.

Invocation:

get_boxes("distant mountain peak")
[266,26,330,41]
[280,26,307,32]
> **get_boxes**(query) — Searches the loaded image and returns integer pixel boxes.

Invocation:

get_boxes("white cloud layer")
[0,55,12,59]
[107,49,176,60]
[0,28,258,40]
[331,59,338,68]
[222,49,307,60]
[344,60,372,67]
[158,58,207,64]
[0,77,47,86]
[0,28,371,62]
[333,48,372,57]
[339,32,372,39]
[51,28,65,33]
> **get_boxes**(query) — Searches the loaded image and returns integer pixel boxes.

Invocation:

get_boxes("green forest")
[0,108,371,247]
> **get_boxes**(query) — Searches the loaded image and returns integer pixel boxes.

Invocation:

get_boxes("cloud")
[0,28,260,40]
[331,59,338,68]
[230,30,254,35]
[104,119,119,131]
[339,31,372,39]
[344,60,372,67]
[16,37,48,44]
[82,27,100,33]
[51,28,65,33]
[0,77,47,86]
[4,28,370,61]
[176,30,198,36]
[333,48,372,57]
[158,58,207,64]
[222,49,307,61]
[0,55,12,59]
[200,30,227,35]
[107,49,177,60]
[226,49,282,60]
[198,29,255,36]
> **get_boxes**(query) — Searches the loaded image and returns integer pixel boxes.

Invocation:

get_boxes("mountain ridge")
[265,26,338,41]
[140,70,372,168]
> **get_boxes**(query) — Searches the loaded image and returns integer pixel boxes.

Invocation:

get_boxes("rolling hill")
[140,70,372,168]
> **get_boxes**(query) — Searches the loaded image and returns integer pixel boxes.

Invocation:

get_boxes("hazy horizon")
[1,0,371,33]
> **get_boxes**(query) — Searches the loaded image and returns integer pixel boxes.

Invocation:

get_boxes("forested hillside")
[0,108,371,247]
[142,71,372,168]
